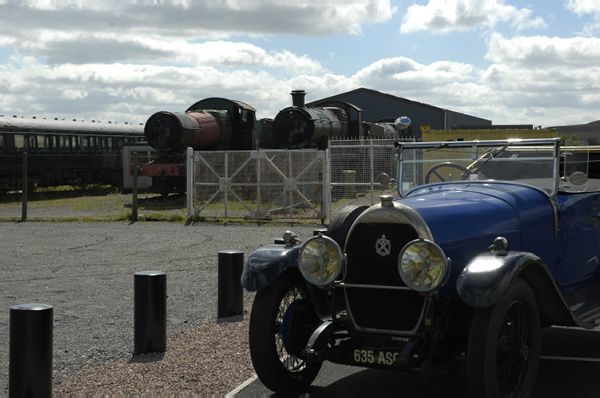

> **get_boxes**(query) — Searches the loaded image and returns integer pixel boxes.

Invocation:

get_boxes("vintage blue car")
[242,137,600,396]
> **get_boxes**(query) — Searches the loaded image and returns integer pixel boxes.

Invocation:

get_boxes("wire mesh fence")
[329,139,399,206]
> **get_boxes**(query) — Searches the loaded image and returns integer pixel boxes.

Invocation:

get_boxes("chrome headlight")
[299,235,343,286]
[398,238,449,293]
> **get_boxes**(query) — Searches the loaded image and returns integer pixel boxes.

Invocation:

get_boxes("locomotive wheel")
[249,271,322,394]
[467,278,540,397]
[326,205,369,249]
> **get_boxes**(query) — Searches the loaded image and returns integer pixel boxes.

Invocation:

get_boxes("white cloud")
[12,35,325,74]
[485,33,600,68]
[1,0,599,130]
[352,57,475,92]
[0,1,395,38]
[477,33,600,124]
[565,0,600,16]
[401,0,546,34]
[566,0,600,34]
[2,45,599,129]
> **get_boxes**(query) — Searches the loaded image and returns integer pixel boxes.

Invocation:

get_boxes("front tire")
[467,278,540,397]
[249,271,322,394]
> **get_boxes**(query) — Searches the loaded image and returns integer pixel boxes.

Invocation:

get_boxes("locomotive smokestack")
[291,90,306,107]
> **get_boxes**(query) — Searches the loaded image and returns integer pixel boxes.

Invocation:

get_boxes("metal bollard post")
[218,250,244,318]
[134,271,167,355]
[9,303,53,398]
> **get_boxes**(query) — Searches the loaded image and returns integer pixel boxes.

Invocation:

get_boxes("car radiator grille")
[344,223,425,333]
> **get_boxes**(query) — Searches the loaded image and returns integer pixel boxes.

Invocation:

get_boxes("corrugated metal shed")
[306,88,491,139]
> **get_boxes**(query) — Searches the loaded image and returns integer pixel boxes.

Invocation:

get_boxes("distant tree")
[560,135,580,146]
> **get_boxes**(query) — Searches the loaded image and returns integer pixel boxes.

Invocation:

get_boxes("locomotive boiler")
[139,98,260,194]
[272,90,349,150]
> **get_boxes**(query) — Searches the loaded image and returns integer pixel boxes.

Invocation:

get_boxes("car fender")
[456,251,546,308]
[241,244,301,292]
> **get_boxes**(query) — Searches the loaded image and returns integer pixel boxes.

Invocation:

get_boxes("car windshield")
[396,138,579,197]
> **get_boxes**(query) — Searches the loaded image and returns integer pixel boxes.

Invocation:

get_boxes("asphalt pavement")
[236,325,600,397]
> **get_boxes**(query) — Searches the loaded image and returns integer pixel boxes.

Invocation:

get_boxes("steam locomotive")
[0,115,144,193]
[139,90,405,194]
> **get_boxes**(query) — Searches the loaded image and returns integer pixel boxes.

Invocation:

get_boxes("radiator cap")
[380,195,394,207]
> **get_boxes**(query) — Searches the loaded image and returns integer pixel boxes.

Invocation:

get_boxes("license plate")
[352,348,401,367]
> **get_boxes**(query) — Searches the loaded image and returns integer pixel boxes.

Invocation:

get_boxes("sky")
[0,0,599,128]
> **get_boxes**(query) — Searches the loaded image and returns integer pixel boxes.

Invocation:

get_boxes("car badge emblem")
[376,234,391,257]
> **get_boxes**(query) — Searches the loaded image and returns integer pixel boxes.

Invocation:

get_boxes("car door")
[556,192,600,290]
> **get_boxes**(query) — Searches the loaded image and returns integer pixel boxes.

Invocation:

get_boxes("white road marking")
[226,374,258,397]
[541,356,600,363]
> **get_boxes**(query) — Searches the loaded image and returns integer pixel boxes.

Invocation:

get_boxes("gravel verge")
[1,191,384,395]
[1,222,320,395]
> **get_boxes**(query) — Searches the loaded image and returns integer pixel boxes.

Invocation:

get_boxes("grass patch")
[35,184,118,193]
[131,213,187,222]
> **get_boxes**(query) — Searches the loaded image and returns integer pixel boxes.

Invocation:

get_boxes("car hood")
[402,184,520,244]
[388,182,555,267]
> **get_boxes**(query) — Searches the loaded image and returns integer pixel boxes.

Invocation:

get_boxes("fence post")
[343,170,356,199]
[218,250,244,318]
[21,152,27,221]
[9,303,53,397]
[187,147,193,221]
[134,271,167,355]
[370,139,375,205]
[132,153,138,221]
[224,152,229,218]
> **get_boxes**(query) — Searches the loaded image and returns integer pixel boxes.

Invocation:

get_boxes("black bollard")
[218,250,244,318]
[134,271,167,355]
[9,303,53,398]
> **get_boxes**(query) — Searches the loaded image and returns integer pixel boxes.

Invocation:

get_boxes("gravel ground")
[1,221,321,395]
[0,191,383,395]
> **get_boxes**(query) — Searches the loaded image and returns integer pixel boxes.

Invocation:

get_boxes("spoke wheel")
[249,271,322,394]
[467,278,540,397]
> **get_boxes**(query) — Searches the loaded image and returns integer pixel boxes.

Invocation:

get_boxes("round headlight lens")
[398,238,449,293]
[299,235,343,286]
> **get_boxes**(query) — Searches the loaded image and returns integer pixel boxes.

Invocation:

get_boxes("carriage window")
[80,136,89,153]
[108,137,114,152]
[37,135,50,153]
[14,135,26,152]
[114,138,122,153]
[59,136,70,153]
[0,135,4,153]
[48,136,54,152]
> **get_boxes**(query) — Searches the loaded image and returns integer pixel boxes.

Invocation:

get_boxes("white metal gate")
[187,149,328,221]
